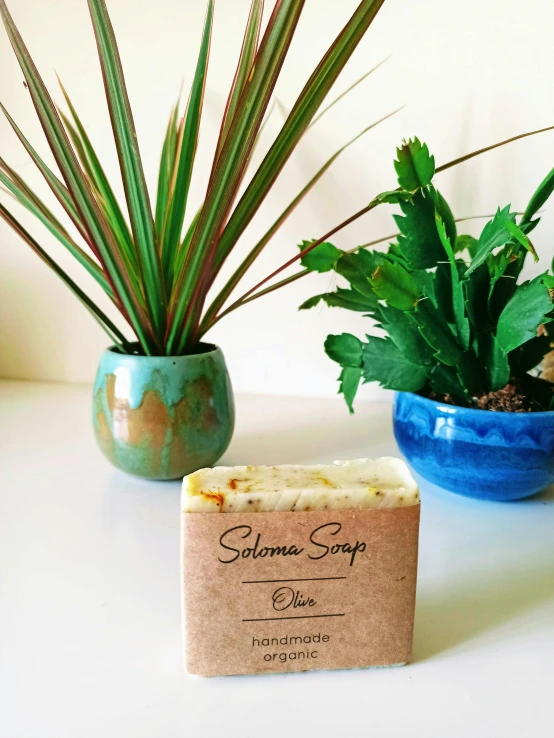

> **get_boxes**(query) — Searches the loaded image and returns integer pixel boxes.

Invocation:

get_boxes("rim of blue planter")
[105,341,222,360]
[398,390,554,420]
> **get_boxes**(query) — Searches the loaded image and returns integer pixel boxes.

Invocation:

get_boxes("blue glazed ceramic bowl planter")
[393,392,554,501]
[93,343,235,481]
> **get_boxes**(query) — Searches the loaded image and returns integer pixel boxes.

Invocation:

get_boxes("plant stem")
[200,200,378,334]
[199,212,504,335]
[434,124,554,174]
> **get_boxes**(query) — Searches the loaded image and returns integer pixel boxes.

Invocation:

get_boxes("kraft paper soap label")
[182,506,420,677]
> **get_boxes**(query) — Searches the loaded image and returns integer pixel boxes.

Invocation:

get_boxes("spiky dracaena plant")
[0,0,404,356]
[3,2,554,361]
[300,139,554,412]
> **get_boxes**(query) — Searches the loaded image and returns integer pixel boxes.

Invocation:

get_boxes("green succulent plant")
[300,138,554,412]
[0,0,395,356]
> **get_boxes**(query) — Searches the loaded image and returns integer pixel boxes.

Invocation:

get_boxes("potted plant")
[0,0,398,479]
[300,138,554,501]
[2,2,552,483]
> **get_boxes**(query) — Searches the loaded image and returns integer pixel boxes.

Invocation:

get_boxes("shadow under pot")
[92,343,235,481]
[393,391,554,501]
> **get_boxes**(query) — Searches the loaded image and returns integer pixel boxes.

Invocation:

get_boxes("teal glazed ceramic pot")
[93,343,235,480]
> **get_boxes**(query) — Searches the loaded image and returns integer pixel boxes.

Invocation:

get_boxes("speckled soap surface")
[182,457,420,512]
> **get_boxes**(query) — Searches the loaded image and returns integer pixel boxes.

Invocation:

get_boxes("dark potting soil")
[474,383,536,412]
[427,378,551,412]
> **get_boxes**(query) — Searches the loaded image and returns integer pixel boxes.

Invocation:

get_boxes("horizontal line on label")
[242,613,345,622]
[242,577,347,584]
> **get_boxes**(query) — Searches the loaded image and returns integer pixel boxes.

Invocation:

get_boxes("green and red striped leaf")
[167,0,307,353]
[0,0,156,351]
[155,102,180,243]
[213,0,386,284]
[0,164,113,296]
[202,108,399,330]
[161,0,213,285]
[87,0,166,338]
[0,201,129,348]
[1,102,92,247]
[213,0,264,163]
[57,77,138,284]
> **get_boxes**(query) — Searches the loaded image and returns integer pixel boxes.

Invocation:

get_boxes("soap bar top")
[181,457,419,513]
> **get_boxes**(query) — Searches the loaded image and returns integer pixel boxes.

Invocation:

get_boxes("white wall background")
[1,0,554,399]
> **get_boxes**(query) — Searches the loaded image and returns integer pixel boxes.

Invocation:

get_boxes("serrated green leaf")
[457,350,486,396]
[377,304,433,364]
[452,279,471,350]
[435,213,471,350]
[521,217,540,236]
[505,219,538,262]
[430,187,456,246]
[433,262,455,324]
[412,270,436,307]
[299,294,326,310]
[338,366,362,413]
[362,336,429,391]
[414,300,462,366]
[386,242,407,263]
[418,323,461,367]
[369,189,413,207]
[334,250,379,297]
[466,205,516,275]
[299,240,342,272]
[325,288,379,312]
[487,249,523,322]
[455,234,478,257]
[496,274,554,354]
[300,288,378,313]
[354,247,382,272]
[429,363,465,399]
[394,137,435,191]
[464,262,491,330]
[370,259,418,311]
[393,187,447,269]
[324,333,363,367]
[522,165,554,226]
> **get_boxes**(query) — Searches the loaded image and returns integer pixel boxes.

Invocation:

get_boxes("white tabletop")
[1,380,552,738]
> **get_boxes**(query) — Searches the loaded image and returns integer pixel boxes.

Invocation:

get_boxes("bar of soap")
[182,457,418,513]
